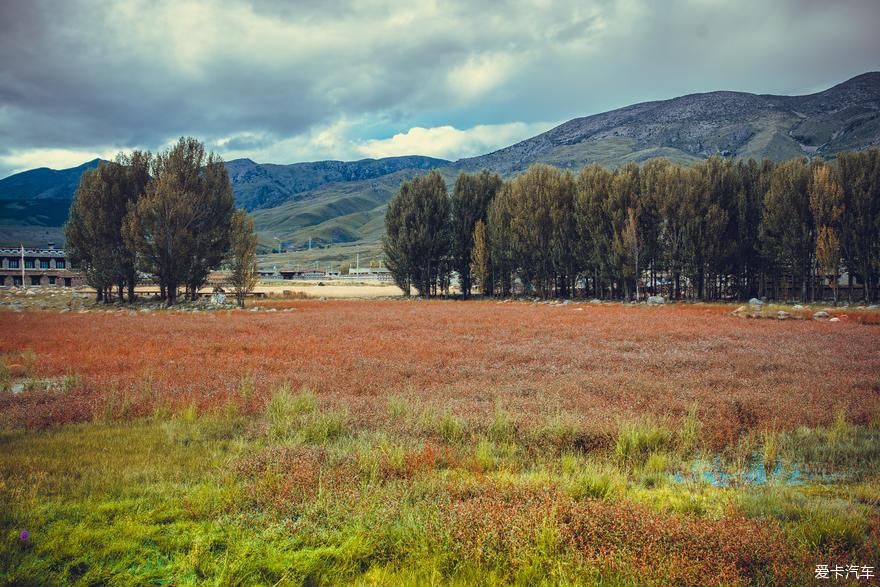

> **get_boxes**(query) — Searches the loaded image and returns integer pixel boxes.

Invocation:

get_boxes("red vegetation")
[446,488,806,585]
[1,301,879,445]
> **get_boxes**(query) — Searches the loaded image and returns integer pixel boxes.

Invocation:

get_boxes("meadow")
[1,299,879,584]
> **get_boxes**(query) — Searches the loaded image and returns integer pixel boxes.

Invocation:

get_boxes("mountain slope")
[227,155,450,211]
[455,72,880,174]
[0,158,102,200]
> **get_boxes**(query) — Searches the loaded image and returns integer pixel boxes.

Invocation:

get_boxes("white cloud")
[0,148,120,176]
[447,52,519,102]
[356,121,558,160]
[212,120,559,165]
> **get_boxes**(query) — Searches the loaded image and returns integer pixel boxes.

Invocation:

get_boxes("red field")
[2,300,878,446]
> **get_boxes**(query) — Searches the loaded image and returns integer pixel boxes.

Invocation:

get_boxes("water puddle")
[672,456,847,487]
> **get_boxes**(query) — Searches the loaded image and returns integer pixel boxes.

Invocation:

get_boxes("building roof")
[0,246,66,257]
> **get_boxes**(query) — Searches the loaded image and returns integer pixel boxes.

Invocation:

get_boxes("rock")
[748,298,763,306]
[829,317,840,322]
[776,310,790,320]
[792,304,804,310]
[10,383,25,394]
[575,307,583,311]
[812,311,830,320]
[590,299,602,304]
[647,295,665,305]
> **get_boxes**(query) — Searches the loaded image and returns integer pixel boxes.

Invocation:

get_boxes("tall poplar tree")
[123,137,234,306]
[450,170,502,298]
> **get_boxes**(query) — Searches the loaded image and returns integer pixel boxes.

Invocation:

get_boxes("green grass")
[2,399,879,584]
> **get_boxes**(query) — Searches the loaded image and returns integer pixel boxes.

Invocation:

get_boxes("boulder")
[792,304,804,310]
[748,298,764,306]
[829,317,840,323]
[647,295,665,305]
[812,310,830,320]
[776,310,790,320]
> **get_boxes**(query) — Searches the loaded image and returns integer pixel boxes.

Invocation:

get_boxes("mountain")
[0,159,103,230]
[455,72,880,174]
[1,72,878,249]
[228,155,449,211]
[0,158,103,200]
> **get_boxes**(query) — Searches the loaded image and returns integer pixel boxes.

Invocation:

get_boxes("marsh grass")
[2,394,879,584]
[615,417,674,466]
[737,488,873,552]
[265,386,347,443]
[0,362,10,393]
[436,410,466,445]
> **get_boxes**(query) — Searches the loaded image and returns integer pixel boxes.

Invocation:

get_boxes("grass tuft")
[615,418,674,466]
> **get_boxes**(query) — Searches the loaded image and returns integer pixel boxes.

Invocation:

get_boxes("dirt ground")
[254,279,404,298]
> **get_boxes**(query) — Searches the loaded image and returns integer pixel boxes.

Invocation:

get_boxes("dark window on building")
[30,276,41,286]
[48,276,56,285]
[0,276,4,285]
[56,259,66,269]
[64,277,72,287]
[25,259,35,269]
[13,276,22,286]
[8,259,19,269]
[40,259,50,269]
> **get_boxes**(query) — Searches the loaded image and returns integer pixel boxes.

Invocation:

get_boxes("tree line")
[384,150,880,303]
[65,137,259,306]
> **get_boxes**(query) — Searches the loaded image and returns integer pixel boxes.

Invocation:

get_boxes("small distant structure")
[279,269,326,280]
[344,254,393,281]
[0,244,84,288]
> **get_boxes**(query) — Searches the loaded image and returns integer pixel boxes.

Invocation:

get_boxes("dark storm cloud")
[0,0,878,176]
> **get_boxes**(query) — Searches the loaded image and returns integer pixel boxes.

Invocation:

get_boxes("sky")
[1,0,878,178]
